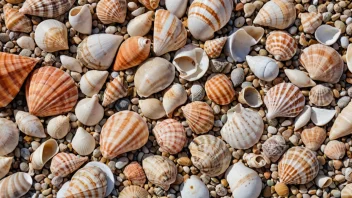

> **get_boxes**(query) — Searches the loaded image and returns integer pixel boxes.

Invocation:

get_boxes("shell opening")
[243,88,261,107]
[42,141,58,163]
[70,7,82,16]
[175,56,196,72]
[322,178,332,188]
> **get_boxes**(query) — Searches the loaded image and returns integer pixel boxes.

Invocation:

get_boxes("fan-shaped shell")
[330,101,352,140]
[0,118,19,156]
[4,6,32,33]
[127,11,154,37]
[300,12,322,34]
[189,135,231,177]
[19,0,75,18]
[246,55,279,82]
[163,84,187,117]
[50,153,88,177]
[75,95,104,126]
[97,0,127,24]
[15,111,46,138]
[262,135,288,162]
[205,74,235,105]
[278,146,319,184]
[123,162,146,186]
[0,172,32,198]
[204,37,227,59]
[34,19,68,52]
[181,101,214,134]
[284,69,316,88]
[30,139,59,170]
[119,185,149,198]
[309,84,334,106]
[47,115,70,139]
[181,175,209,198]
[139,98,166,119]
[342,183,352,198]
[324,140,345,160]
[102,76,127,107]
[139,0,159,10]
[0,157,12,179]
[301,126,326,151]
[266,31,297,61]
[80,70,108,97]
[72,127,96,156]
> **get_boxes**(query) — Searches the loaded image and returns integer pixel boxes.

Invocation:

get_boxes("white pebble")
[340,36,349,48]
[17,36,35,50]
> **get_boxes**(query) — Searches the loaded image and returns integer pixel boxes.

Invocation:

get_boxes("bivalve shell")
[127,11,154,37]
[204,37,227,59]
[0,118,19,156]
[139,98,166,120]
[4,6,32,33]
[119,185,149,198]
[69,5,92,34]
[139,0,159,10]
[75,95,104,126]
[301,126,326,151]
[181,101,214,134]
[324,140,345,160]
[15,111,45,138]
[34,19,68,52]
[266,31,297,61]
[123,162,146,186]
[19,0,75,18]
[165,0,187,18]
[102,76,128,107]
[309,84,334,107]
[262,135,288,162]
[47,115,71,139]
[330,101,352,140]
[50,153,88,177]
[284,69,316,88]
[80,70,109,97]
[72,127,96,156]
[0,157,12,179]
[97,0,127,24]
[205,74,235,105]
[181,175,209,198]
[275,183,289,197]
[163,84,187,117]
[246,55,279,81]
[30,139,59,170]
[315,24,341,45]
[0,172,32,198]
[238,86,263,108]
[300,12,323,34]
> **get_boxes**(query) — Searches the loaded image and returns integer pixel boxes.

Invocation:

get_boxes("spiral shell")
[47,115,71,139]
[123,162,146,186]
[102,76,128,107]
[301,126,326,151]
[139,0,159,10]
[262,135,288,162]
[324,140,346,160]
[266,31,297,61]
[204,37,227,59]
[300,12,322,34]
[205,74,235,105]
[119,186,149,198]
[30,139,59,170]
[0,118,19,156]
[34,19,68,52]
[4,6,32,33]
[97,0,127,24]
[182,101,214,134]
[0,172,32,198]
[15,111,45,138]
[0,157,12,179]
[309,84,334,106]
[50,153,88,177]
[19,0,75,18]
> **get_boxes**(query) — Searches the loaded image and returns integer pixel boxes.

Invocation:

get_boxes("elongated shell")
[254,0,296,29]
[181,175,209,198]
[294,105,312,131]
[309,84,334,106]
[315,25,341,45]
[69,5,92,34]
[165,0,187,18]
[142,155,177,190]
[60,55,82,73]
[278,146,319,184]
[300,12,322,34]
[127,11,154,36]
[342,183,352,198]
[75,95,104,126]
[262,135,288,162]
[102,76,127,107]
[47,115,70,139]
[189,135,231,177]
[119,186,149,198]
[50,153,88,177]
[163,84,187,117]
[181,101,214,134]
[0,157,12,179]
[97,0,126,24]
[72,127,96,155]
[123,162,146,186]
[330,101,352,140]
[204,37,227,59]
[4,6,32,33]
[153,9,187,56]
[264,83,305,119]
[246,55,279,81]
[139,99,166,119]
[31,139,59,170]
[266,31,297,61]
[299,44,343,83]
[0,53,38,108]
[238,86,263,108]
[324,140,345,160]
[0,118,19,156]
[80,70,108,97]
[284,69,316,88]
[100,111,149,159]
[34,19,68,52]
[15,111,45,138]
[0,172,32,198]
[205,74,235,105]
[301,127,326,151]
[19,0,75,18]
[139,0,159,10]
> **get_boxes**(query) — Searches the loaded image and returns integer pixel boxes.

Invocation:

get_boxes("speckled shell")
[300,12,322,34]
[0,118,19,156]
[0,157,12,179]
[301,127,326,151]
[262,135,288,162]
[119,186,149,198]
[278,147,319,184]
[153,119,186,154]
[0,172,32,198]
[19,0,75,18]
[102,76,128,107]
[97,0,127,24]
[163,84,187,117]
[342,183,352,198]
[139,0,159,9]
[34,19,68,52]
[4,6,32,33]
[309,84,334,106]
[15,111,46,138]
[189,135,231,177]
[181,101,214,134]
[100,111,149,159]
[26,66,78,117]
[205,74,235,105]
[123,162,146,186]
[266,31,297,61]
[324,140,346,160]
[181,175,209,198]
[264,83,305,120]
[47,115,71,139]
[300,44,344,83]
[330,101,352,140]
[80,70,109,97]
[50,153,88,177]
[0,53,38,108]
[75,95,104,126]
[204,37,227,59]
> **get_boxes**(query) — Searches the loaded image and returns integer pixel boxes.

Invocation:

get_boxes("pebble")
[0,33,10,42]
[267,126,277,134]
[341,36,349,48]
[115,157,129,169]
[115,98,130,111]
[215,184,227,196]
[231,68,245,87]
[234,17,245,28]
[337,96,351,108]
[21,148,30,160]
[17,36,35,50]
[20,49,33,57]
[105,26,117,34]
[20,162,29,172]
[244,3,255,17]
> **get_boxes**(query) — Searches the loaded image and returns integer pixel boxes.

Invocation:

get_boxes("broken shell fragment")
[315,24,341,45]
[294,105,312,131]
[238,86,263,108]
[310,107,335,126]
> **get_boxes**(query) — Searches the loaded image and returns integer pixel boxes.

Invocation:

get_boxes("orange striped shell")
[139,0,159,10]
[50,153,88,177]
[300,12,322,34]
[123,162,146,186]
[205,74,235,105]
[266,31,297,61]
[119,185,149,198]
[324,140,346,160]
[19,0,75,18]
[181,101,214,134]
[204,37,227,58]
[301,126,326,151]
[100,111,149,159]
[0,53,38,108]
[102,76,128,107]
[96,0,127,24]
[25,66,78,117]
[4,6,32,33]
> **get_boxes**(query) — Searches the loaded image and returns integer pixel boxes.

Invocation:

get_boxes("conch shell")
[19,0,75,18]
[163,84,187,117]
[0,157,12,179]
[15,111,45,138]
[182,101,214,134]
[246,55,279,81]
[127,11,154,37]
[80,70,109,97]
[75,95,104,126]
[0,172,32,198]
[330,101,352,140]
[102,76,128,107]
[0,118,19,156]
[30,139,59,170]
[300,12,322,34]
[4,6,32,33]
[50,153,88,177]
[204,37,227,59]
[69,5,92,34]
[284,69,316,88]
[72,127,96,156]
[266,31,297,61]
[315,24,341,45]
[47,115,71,139]
[139,98,166,120]
[34,19,68,52]
[205,74,235,105]
[96,0,127,24]
[238,86,263,108]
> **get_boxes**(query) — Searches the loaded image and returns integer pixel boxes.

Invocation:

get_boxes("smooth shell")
[15,111,46,138]
[75,95,104,126]
[284,69,316,88]
[0,157,12,179]
[127,11,154,37]
[47,115,71,139]
[165,0,187,18]
[30,139,59,170]
[310,107,336,126]
[341,183,352,198]
[238,86,263,108]
[294,105,312,131]
[205,74,235,105]
[80,70,109,97]
[246,55,279,81]
[60,55,82,73]
[347,44,352,73]
[330,101,352,140]
[315,175,332,188]
[0,118,19,156]
[72,127,96,156]
[34,19,68,52]
[182,101,214,134]
[315,24,341,45]
[163,84,187,117]
[181,175,209,198]
[266,31,297,61]
[69,5,92,34]
[301,126,326,151]
[139,98,166,119]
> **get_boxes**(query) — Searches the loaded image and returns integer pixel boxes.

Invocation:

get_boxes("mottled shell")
[4,6,32,33]
[102,76,128,107]
[97,0,127,24]
[50,153,88,177]
[123,162,146,186]
[309,84,334,106]
[0,157,12,179]
[181,101,214,134]
[0,172,32,198]
[189,135,231,177]
[80,70,109,97]
[163,84,187,117]
[19,0,75,18]
[278,147,319,184]
[264,83,305,119]
[26,66,78,117]
[119,186,149,198]
[330,101,352,140]
[205,74,235,105]
[47,115,71,139]
[300,12,322,34]
[15,111,46,138]
[324,140,346,160]
[266,31,297,61]
[34,19,68,52]
[204,37,227,59]
[139,0,159,10]
[75,95,104,126]
[300,44,344,83]
[301,127,326,151]
[342,183,352,198]
[0,118,19,156]
[262,135,288,162]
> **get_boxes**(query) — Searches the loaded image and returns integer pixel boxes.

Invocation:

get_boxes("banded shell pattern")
[205,74,235,105]
[181,101,214,134]
[266,31,297,61]
[4,6,32,33]
[123,162,146,186]
[50,153,88,177]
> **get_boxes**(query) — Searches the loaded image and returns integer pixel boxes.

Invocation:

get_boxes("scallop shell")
[262,135,288,162]
[0,118,19,156]
[69,5,92,34]
[165,0,187,18]
[341,183,352,198]
[50,153,88,177]
[253,0,296,29]
[189,135,231,177]
[246,55,279,81]
[205,74,235,105]
[72,127,96,156]
[139,0,159,10]
[181,175,209,198]
[181,101,214,134]
[123,162,146,186]
[139,98,166,119]
[34,19,68,52]
[324,140,345,160]
[153,9,187,56]
[102,76,128,107]
[4,6,32,33]
[310,107,336,126]
[315,175,332,188]
[266,31,297,61]
[300,12,322,34]
[190,83,205,101]
[278,146,319,184]
[15,111,45,138]
[264,83,305,120]
[238,86,263,108]
[60,55,82,73]
[309,84,334,106]
[330,101,352,140]
[294,105,312,131]
[19,0,75,18]
[75,95,104,126]
[80,70,109,97]
[100,111,149,159]
[97,0,127,24]
[284,69,316,88]
[127,11,154,37]
[163,84,187,117]
[0,172,32,198]
[47,115,71,139]
[0,157,13,179]
[299,44,344,83]
[119,186,149,198]
[315,25,341,45]
[142,155,177,190]
[243,153,268,168]
[204,37,227,59]
[301,126,326,151]
[30,139,59,170]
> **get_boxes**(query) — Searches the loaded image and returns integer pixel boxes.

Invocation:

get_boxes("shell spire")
[102,76,128,107]
[50,153,88,177]
[4,6,32,33]
[19,0,75,18]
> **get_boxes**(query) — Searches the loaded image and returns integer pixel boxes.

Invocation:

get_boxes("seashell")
[284,69,316,88]
[243,153,268,168]
[100,111,149,159]
[314,175,332,188]
[275,183,289,197]
[139,0,159,10]
[204,37,227,59]
[315,25,341,45]
[5,0,24,3]
[153,119,186,154]
[241,26,265,43]
[181,101,214,134]
[153,9,187,56]
[264,83,305,120]
[173,44,209,81]
[189,135,231,177]
[347,44,352,73]
[0,118,19,156]
[135,57,175,97]
[266,31,297,61]
[294,105,312,131]
[15,111,45,138]
[324,140,345,160]
[34,19,68,52]
[0,172,32,198]
[225,162,262,198]
[96,0,126,24]
[301,126,326,151]
[181,175,209,198]
[163,84,187,117]
[139,98,166,119]
[127,11,154,36]
[19,0,75,18]
[69,5,92,34]
[75,95,104,126]
[50,153,88,177]
[77,34,123,70]
[188,0,233,41]
[246,55,279,81]
[342,183,352,198]
[165,0,187,18]
[119,185,149,198]
[113,36,151,71]
[102,76,127,107]
[123,162,146,186]
[253,0,296,29]
[84,161,115,196]
[142,155,177,190]
[80,70,108,97]
[300,12,323,34]
[221,104,264,149]
[299,44,344,83]
[72,127,96,156]
[330,101,352,140]
[262,135,288,162]
[4,6,32,33]
[278,146,319,184]
[47,115,70,139]
[309,84,334,106]
[238,86,263,108]
[311,107,335,126]
[205,74,235,105]
[191,83,205,101]
[60,55,82,73]
[30,139,59,170]
[0,157,12,179]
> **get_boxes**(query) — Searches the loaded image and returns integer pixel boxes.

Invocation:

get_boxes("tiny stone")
[0,33,10,42]
[115,157,129,169]
[20,162,29,172]
[337,96,351,108]
[231,68,245,87]
[115,98,130,111]
[17,36,35,50]
[20,49,33,57]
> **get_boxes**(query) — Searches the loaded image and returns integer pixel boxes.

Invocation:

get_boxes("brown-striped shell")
[324,140,346,160]
[0,172,32,198]
[50,153,88,177]
[119,185,149,198]
[102,76,128,107]
[265,31,297,61]
[205,74,235,105]
[96,0,127,24]
[342,183,352,198]
[309,84,334,107]
[4,6,32,33]
[19,0,75,18]
[181,101,214,134]
[204,37,227,59]
[123,162,146,186]
[139,0,159,10]
[300,12,323,34]
[301,126,326,151]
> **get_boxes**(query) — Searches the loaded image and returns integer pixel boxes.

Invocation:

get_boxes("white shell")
[80,70,109,97]
[47,115,71,139]
[190,83,205,101]
[72,127,96,155]
[173,44,209,81]
[75,95,104,126]
[30,139,59,170]
[139,98,166,119]
[347,44,352,73]
[315,25,341,45]
[311,107,336,126]
[34,19,68,52]
[15,111,46,138]
[127,11,154,37]
[180,175,209,198]
[57,181,70,198]
[69,5,92,34]
[294,105,312,131]
[243,153,268,168]
[284,69,316,88]
[330,101,352,140]
[0,156,12,179]
[238,86,263,108]
[163,84,187,117]
[85,161,115,196]
[0,118,19,156]
[314,175,332,188]
[246,55,279,81]
[60,55,82,73]
[165,0,187,18]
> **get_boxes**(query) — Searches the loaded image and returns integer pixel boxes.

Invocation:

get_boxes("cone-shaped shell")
[300,12,322,34]
[80,70,109,97]
[262,135,288,162]
[246,55,279,81]
[119,186,149,198]
[113,36,151,71]
[301,126,326,151]
[221,104,264,149]
[127,11,154,37]
[0,157,12,179]
[139,98,166,119]
[163,84,187,117]
[34,19,68,52]
[4,6,32,33]
[19,0,75,18]
[75,95,104,126]
[181,175,209,198]
[165,0,187,18]
[266,31,297,61]
[26,66,78,117]
[47,115,71,139]
[204,37,227,59]
[264,83,305,120]
[299,44,343,83]
[69,5,92,34]
[97,0,127,24]
[309,84,334,106]
[284,69,316,88]
[278,146,319,184]
[205,74,235,105]
[342,183,352,198]
[72,127,96,155]
[60,55,82,73]
[123,162,146,186]
[153,9,187,56]
[15,111,46,138]
[139,0,159,10]
[0,172,32,198]
[330,101,352,140]
[0,53,38,108]
[254,0,296,29]
[238,86,263,108]
[50,153,88,177]
[0,118,19,156]
[181,101,214,134]
[102,76,127,107]
[324,140,345,160]
[30,139,59,170]
[142,155,177,190]
[100,111,149,159]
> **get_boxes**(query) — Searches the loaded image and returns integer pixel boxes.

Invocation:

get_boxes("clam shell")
[139,0,159,10]
[284,69,316,88]
[181,175,209,198]
[30,139,59,170]
[97,0,127,24]
[47,115,71,139]
[246,55,279,81]
[60,55,82,73]
[0,172,32,198]
[314,175,332,188]
[19,0,75,18]
[4,6,32,33]
[262,135,288,162]
[119,185,149,198]
[69,5,92,34]
[15,111,45,138]
[139,98,166,119]
[0,157,12,179]
[294,105,312,131]
[243,153,268,168]
[324,140,345,160]
[347,44,352,73]
[238,86,263,108]
[181,101,214,134]
[0,118,19,156]
[84,161,115,196]
[50,153,88,177]
[80,70,109,97]
[342,183,352,198]
[309,84,334,106]
[34,19,68,52]
[204,37,227,59]
[75,95,104,126]
[300,12,322,34]
[165,0,187,18]
[123,162,146,186]
[301,126,326,151]
[102,76,128,107]
[266,31,297,61]
[205,74,235,105]
[315,24,341,45]
[72,127,96,156]
[163,84,187,117]
[330,101,352,140]
[311,107,336,126]
[127,11,154,37]
[190,83,205,101]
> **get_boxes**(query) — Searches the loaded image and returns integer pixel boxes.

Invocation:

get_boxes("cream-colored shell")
[163,84,187,117]
[119,185,149,198]
[300,12,322,34]
[181,175,209,198]
[139,98,166,119]
[127,11,154,37]
[47,115,71,139]
[60,55,82,73]
[314,175,332,188]
[330,101,352,140]
[310,107,336,126]
[284,69,316,88]
[246,55,279,81]
[294,105,312,131]
[265,31,297,61]
[347,44,352,73]
[341,183,352,198]
[30,139,59,170]
[0,172,32,198]
[262,135,288,162]
[0,157,12,179]
[324,140,345,160]
[0,118,19,156]
[34,19,68,52]
[102,76,127,107]
[15,110,46,138]
[301,126,326,151]
[309,84,334,106]
[80,70,109,97]
[165,0,187,18]
[243,153,268,168]
[75,95,104,126]
[69,5,92,34]
[238,86,263,108]
[72,127,96,156]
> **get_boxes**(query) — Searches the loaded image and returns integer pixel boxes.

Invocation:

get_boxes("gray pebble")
[5,41,14,49]
[341,36,349,48]
[115,157,129,169]
[231,68,244,87]
[115,98,130,111]
[268,126,277,134]
[51,176,63,187]
[0,33,10,42]
[20,49,33,57]
[20,162,29,172]
[105,26,118,34]
[323,12,332,22]
[21,148,30,160]
[234,17,245,28]
[210,59,231,73]
[337,96,351,108]
[17,36,35,50]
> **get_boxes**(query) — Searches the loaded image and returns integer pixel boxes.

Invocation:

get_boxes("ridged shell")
[97,0,127,24]
[301,126,326,151]
[181,101,214,134]
[83,161,115,196]
[127,11,154,37]
[205,74,235,105]
[264,83,305,120]
[50,153,88,177]
[324,140,346,160]
[0,172,32,198]
[102,76,127,107]
[309,84,334,106]
[69,5,92,35]
[75,95,104,126]
[275,183,289,197]
[0,53,38,108]
[4,6,32,33]
[163,84,187,117]
[299,44,344,83]
[330,101,352,140]
[181,175,209,198]
[142,155,177,190]
[191,83,205,101]
[30,139,59,170]
[119,186,149,198]
[34,19,68,52]
[139,0,159,10]
[72,127,96,156]
[266,31,297,61]
[342,183,352,198]
[5,0,24,3]
[0,118,19,156]
[278,146,319,184]
[100,111,149,159]
[300,12,322,34]
[0,157,12,179]
[204,37,227,59]
[139,98,166,119]
[262,135,288,162]
[47,115,70,139]
[15,111,46,138]
[123,162,146,186]
[80,70,109,97]
[19,0,75,18]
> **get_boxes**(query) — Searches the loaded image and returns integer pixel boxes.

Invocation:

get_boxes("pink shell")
[123,162,146,186]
